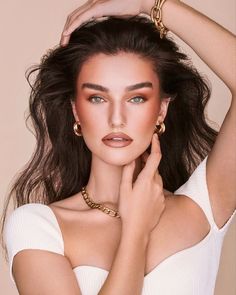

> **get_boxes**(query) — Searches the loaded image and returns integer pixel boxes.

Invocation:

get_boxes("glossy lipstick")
[102,132,133,148]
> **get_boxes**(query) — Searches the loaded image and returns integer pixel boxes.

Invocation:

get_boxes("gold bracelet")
[150,0,168,39]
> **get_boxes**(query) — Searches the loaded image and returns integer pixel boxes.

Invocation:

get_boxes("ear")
[71,100,80,122]
[156,97,171,124]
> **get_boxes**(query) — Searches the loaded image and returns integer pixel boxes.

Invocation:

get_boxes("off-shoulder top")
[3,156,236,294]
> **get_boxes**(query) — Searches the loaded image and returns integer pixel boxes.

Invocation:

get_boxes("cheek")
[74,100,106,152]
[133,102,159,132]
[75,100,101,132]
[137,112,157,130]
[132,102,160,151]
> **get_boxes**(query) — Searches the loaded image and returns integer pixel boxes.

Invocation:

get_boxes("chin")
[103,156,134,166]
[98,149,142,167]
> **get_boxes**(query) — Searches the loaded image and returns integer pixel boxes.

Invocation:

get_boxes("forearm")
[144,0,236,94]
[98,228,149,295]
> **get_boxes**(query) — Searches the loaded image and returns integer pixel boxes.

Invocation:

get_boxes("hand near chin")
[119,133,166,238]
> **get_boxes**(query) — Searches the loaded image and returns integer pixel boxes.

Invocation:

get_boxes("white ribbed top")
[3,156,236,294]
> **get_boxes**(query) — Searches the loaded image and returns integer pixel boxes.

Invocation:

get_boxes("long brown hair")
[1,15,218,253]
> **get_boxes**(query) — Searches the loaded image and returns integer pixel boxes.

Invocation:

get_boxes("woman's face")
[72,52,170,166]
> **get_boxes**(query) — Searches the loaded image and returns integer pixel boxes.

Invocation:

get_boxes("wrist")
[141,0,179,15]
[141,0,155,15]
[121,224,150,247]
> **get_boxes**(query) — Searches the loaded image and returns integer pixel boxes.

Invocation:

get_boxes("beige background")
[0,0,235,294]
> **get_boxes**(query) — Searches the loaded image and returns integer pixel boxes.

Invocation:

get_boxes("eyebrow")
[81,82,153,92]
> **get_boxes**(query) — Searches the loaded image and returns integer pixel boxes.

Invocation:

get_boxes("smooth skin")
[12,1,236,294]
[70,51,170,206]
[13,133,166,295]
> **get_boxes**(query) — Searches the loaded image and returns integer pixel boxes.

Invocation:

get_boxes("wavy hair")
[1,15,218,251]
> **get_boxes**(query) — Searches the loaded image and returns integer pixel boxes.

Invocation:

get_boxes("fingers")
[63,1,94,33]
[60,1,108,46]
[141,151,149,169]
[120,160,135,194]
[141,133,162,178]
[60,0,141,46]
[60,1,94,46]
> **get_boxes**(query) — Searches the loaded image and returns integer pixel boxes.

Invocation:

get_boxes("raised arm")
[157,0,236,228]
[148,0,236,93]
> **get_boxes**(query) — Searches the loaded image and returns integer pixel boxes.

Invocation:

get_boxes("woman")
[1,0,235,294]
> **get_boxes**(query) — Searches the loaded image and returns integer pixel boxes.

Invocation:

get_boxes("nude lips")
[102,138,132,148]
[102,132,133,148]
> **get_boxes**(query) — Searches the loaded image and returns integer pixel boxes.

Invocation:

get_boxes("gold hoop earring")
[155,122,165,135]
[73,122,83,136]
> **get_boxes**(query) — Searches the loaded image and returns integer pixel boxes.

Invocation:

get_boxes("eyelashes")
[88,95,147,104]
[88,96,105,103]
[130,96,147,104]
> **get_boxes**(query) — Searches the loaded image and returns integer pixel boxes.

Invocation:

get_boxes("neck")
[85,155,171,211]
[85,155,142,210]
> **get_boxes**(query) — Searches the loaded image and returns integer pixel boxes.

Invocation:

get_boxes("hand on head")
[60,0,146,46]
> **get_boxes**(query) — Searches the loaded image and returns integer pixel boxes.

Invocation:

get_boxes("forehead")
[77,52,159,91]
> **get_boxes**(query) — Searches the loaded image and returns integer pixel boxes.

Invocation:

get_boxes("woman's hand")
[119,133,166,238]
[60,0,147,46]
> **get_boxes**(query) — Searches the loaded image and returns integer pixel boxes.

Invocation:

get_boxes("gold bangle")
[150,0,168,39]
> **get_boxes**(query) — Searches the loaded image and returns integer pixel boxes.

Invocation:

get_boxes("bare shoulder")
[48,191,120,223]
[49,192,88,213]
[48,193,122,270]
[142,192,212,272]
[46,190,211,274]
[48,190,211,237]
[159,193,211,241]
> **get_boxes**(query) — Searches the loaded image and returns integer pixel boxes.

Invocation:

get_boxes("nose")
[109,101,126,128]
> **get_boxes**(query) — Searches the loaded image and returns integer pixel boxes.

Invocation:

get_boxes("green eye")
[89,96,105,103]
[129,96,146,103]
[88,96,146,104]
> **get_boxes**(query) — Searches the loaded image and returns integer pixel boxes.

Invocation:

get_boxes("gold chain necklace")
[81,186,121,218]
